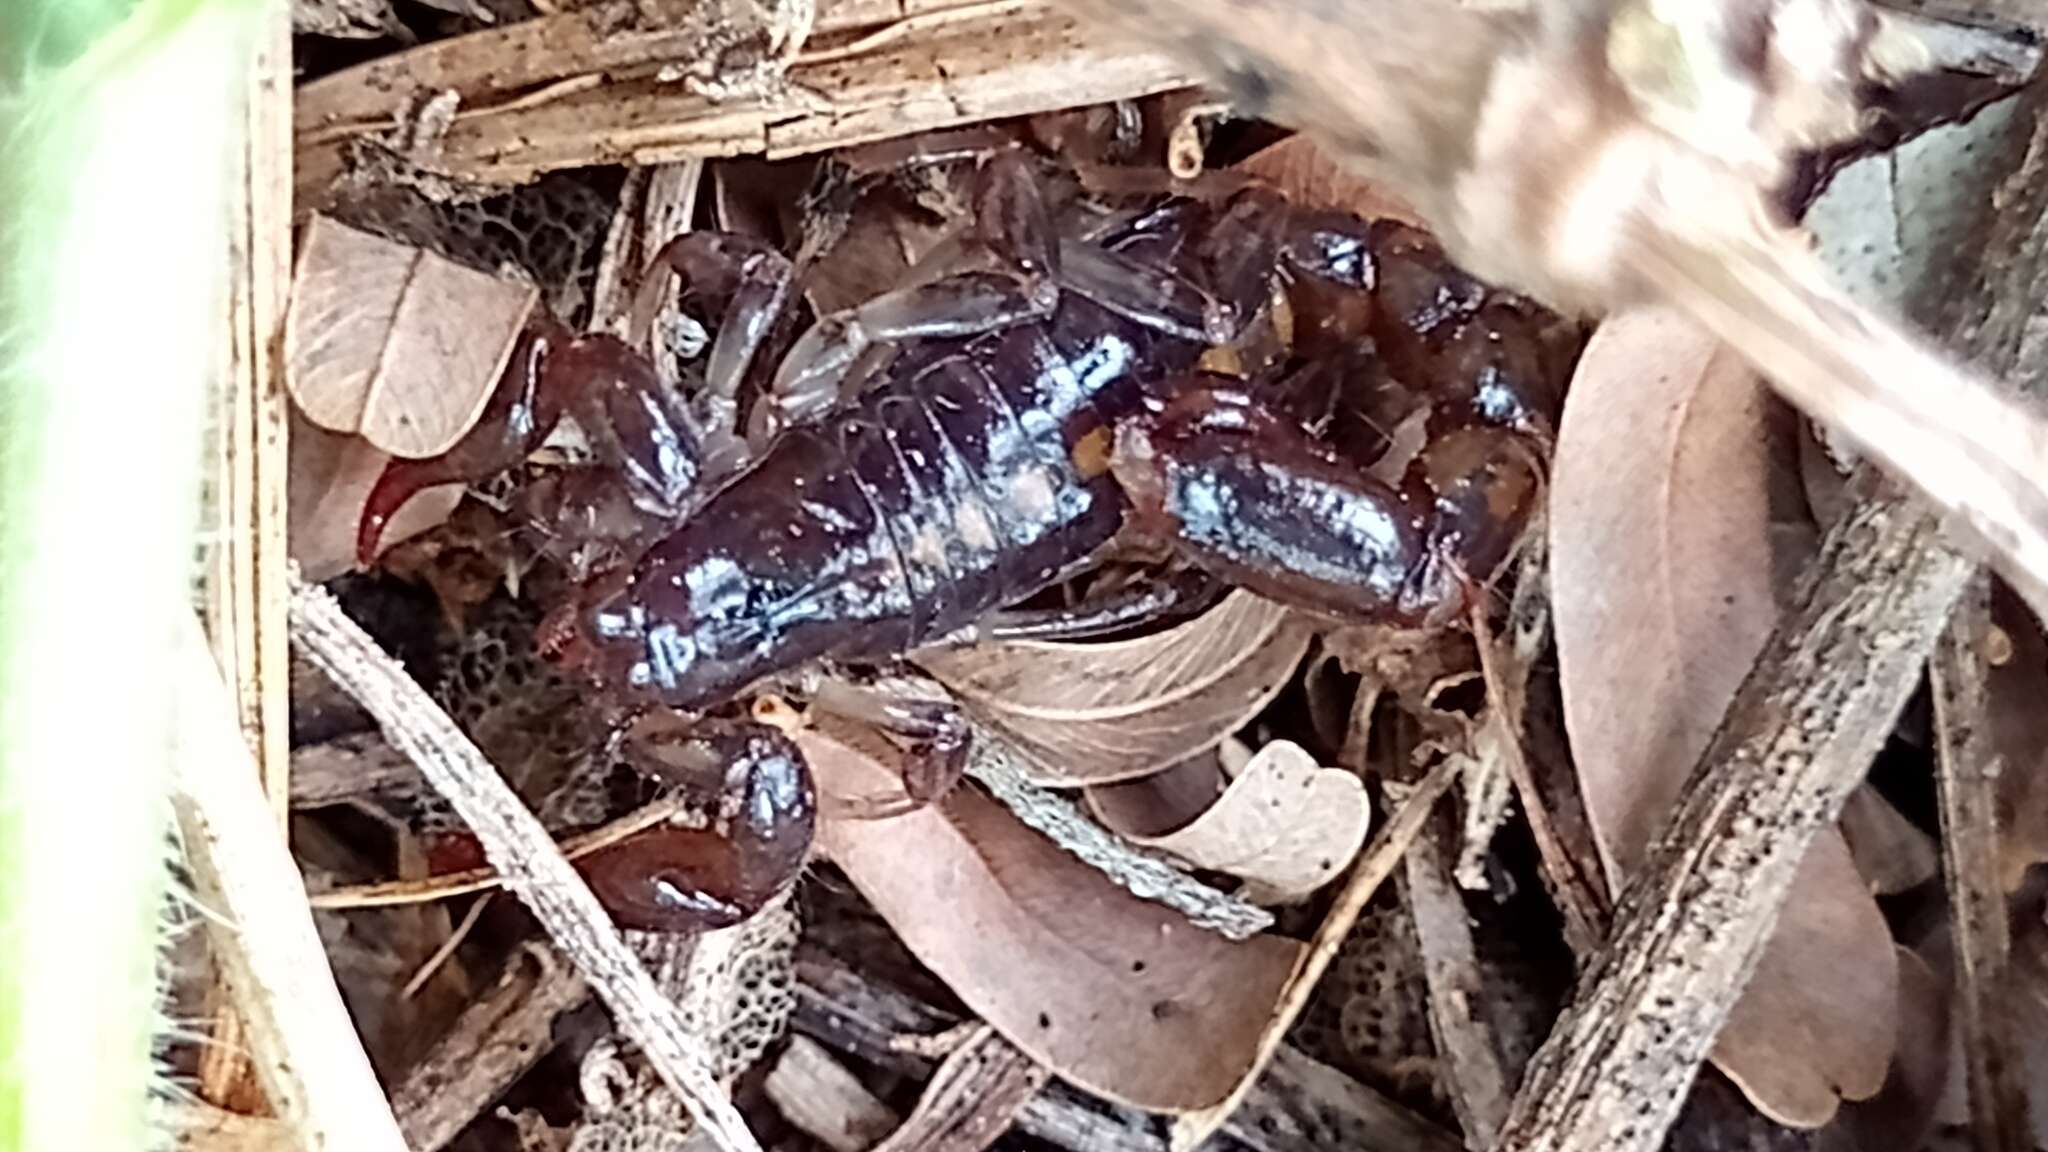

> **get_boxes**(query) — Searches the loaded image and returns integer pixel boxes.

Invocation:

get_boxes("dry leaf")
[1233,134,1426,227]
[1815,948,1953,1152]
[1838,785,1939,897]
[913,592,1313,785]
[1088,740,1370,904]
[801,723,1302,1113]
[287,410,464,582]
[286,215,537,459]
[1550,305,1897,1125]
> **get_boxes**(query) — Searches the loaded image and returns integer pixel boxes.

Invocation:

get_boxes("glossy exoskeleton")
[356,146,1577,933]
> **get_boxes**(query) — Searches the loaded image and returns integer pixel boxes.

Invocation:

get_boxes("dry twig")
[287,578,764,1152]
[1401,809,1523,1147]
[767,1036,904,1152]
[1932,572,2036,1152]
[870,1026,1049,1152]
[390,947,595,1152]
[790,946,1462,1152]
[294,0,1188,201]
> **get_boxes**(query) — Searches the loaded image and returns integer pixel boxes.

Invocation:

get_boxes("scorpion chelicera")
[355,143,1581,933]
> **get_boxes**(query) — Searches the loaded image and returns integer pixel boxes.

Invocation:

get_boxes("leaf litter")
[202,14,2048,1152]
[1550,303,1897,1125]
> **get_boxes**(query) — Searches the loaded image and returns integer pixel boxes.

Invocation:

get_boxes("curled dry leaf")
[1232,134,1427,227]
[286,214,537,459]
[288,411,463,582]
[1088,740,1370,904]
[913,592,1313,785]
[1550,305,1896,1125]
[1838,785,1940,897]
[799,723,1302,1113]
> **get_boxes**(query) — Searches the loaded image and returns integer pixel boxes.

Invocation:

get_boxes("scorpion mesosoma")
[356,146,1579,932]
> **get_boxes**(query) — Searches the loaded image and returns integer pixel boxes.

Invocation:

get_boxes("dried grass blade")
[196,0,295,1111]
[172,615,408,1152]
[287,579,764,1152]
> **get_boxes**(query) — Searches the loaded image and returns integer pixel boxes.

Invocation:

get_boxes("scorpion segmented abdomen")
[592,423,914,710]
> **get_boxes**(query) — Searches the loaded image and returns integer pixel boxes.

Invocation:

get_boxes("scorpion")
[354,142,1581,933]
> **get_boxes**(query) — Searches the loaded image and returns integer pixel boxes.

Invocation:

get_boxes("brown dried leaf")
[286,215,536,459]
[1550,304,1896,1125]
[1816,948,1953,1152]
[913,592,1313,785]
[1839,785,1939,897]
[287,410,463,582]
[801,723,1303,1113]
[1088,740,1370,903]
[1233,134,1426,227]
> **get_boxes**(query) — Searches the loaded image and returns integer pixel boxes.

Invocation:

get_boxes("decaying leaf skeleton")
[352,135,1583,933]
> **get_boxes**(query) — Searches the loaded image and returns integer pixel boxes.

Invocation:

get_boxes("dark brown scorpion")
[355,146,1580,932]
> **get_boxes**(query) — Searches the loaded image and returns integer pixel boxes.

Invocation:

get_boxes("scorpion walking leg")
[805,677,970,813]
[633,230,797,462]
[1060,183,1287,345]
[958,567,1226,644]
[767,270,1060,431]
[755,150,1070,441]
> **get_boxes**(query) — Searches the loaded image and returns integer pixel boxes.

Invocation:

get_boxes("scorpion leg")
[805,678,969,814]
[577,716,816,933]
[753,150,1069,442]
[1062,182,1289,346]
[632,231,797,458]
[1110,379,1541,629]
[960,567,1225,643]
[765,270,1061,433]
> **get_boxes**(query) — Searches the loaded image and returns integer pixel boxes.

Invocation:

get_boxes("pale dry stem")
[196,0,294,1109]
[287,578,765,1152]
[173,615,408,1152]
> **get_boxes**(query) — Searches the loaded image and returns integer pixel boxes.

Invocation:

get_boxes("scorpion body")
[356,145,1579,931]
[571,165,1573,713]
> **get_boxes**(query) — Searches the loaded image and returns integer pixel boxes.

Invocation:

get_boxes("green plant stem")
[0,1,261,1148]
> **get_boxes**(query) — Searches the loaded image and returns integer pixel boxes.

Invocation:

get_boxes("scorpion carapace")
[356,141,1580,933]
